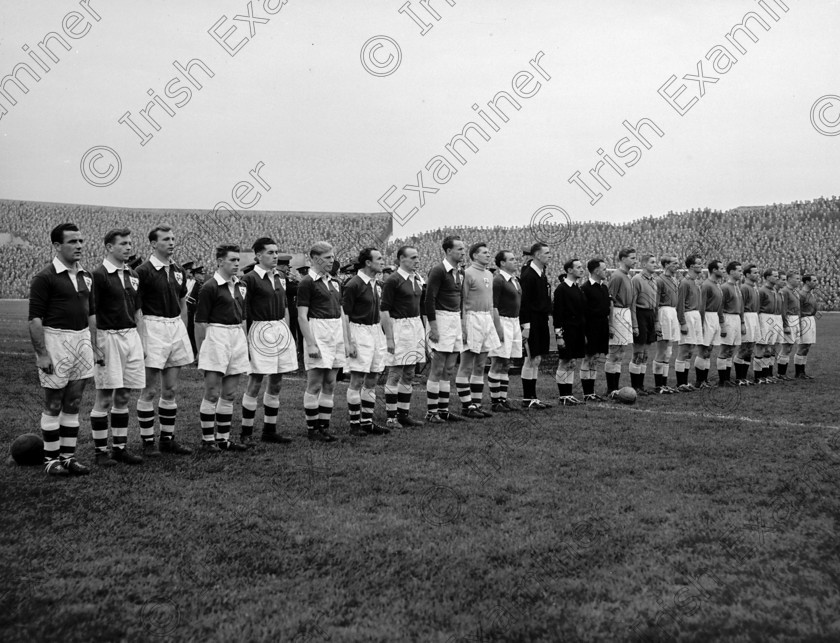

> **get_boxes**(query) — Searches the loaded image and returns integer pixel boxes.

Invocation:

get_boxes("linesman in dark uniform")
[553,258,586,405]
[28,223,98,476]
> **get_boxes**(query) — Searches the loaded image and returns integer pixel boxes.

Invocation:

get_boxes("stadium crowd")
[1,196,838,309]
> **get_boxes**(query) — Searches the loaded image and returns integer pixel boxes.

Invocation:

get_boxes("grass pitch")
[1,300,839,642]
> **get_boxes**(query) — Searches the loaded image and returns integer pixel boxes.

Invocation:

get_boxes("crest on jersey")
[375,283,383,298]
[174,271,183,286]
[483,277,490,288]
[331,280,340,291]
[238,285,247,299]
[129,275,139,290]
[83,275,92,290]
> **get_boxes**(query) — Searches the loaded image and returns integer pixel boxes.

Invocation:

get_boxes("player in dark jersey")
[675,255,704,392]
[89,229,146,467]
[606,248,637,396]
[630,254,659,395]
[28,223,99,476]
[580,258,612,401]
[735,264,761,385]
[553,258,586,405]
[777,271,801,380]
[652,255,680,394]
[717,261,745,387]
[519,242,554,409]
[488,250,523,412]
[795,274,818,379]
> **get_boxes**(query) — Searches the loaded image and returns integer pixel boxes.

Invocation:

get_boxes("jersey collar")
[150,254,171,270]
[102,257,126,273]
[529,260,543,277]
[213,271,239,286]
[53,257,82,274]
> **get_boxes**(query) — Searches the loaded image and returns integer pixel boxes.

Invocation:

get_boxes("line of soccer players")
[28,224,819,475]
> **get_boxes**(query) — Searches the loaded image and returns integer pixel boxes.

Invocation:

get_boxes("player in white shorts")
[488,250,523,412]
[455,243,502,418]
[795,274,818,379]
[195,245,250,452]
[696,260,726,389]
[653,255,680,394]
[716,261,745,387]
[298,242,348,442]
[381,245,428,429]
[425,236,467,422]
[735,264,761,385]
[777,271,801,380]
[343,247,390,436]
[675,255,704,392]
[89,228,146,467]
[756,269,782,384]
[135,226,194,456]
[240,238,299,445]
[606,248,636,396]
[28,223,99,476]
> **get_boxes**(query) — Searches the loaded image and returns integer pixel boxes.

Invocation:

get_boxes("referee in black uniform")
[553,258,586,405]
[519,242,553,409]
[580,258,612,401]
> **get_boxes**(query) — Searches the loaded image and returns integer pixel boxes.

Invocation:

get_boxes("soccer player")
[298,242,348,442]
[488,250,523,412]
[240,238,298,445]
[89,229,146,467]
[29,223,99,476]
[675,255,704,392]
[195,245,250,452]
[630,254,659,395]
[455,242,503,418]
[653,255,680,394]
[735,264,761,385]
[136,226,194,456]
[519,242,554,409]
[553,258,586,405]
[777,271,801,380]
[696,260,726,389]
[381,245,428,427]
[426,235,467,422]
[756,269,782,384]
[605,248,636,396]
[795,274,818,379]
[718,261,745,387]
[580,258,612,401]
[343,247,390,436]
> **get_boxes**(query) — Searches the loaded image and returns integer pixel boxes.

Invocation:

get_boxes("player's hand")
[428,328,439,343]
[347,341,357,359]
[741,323,746,335]
[307,344,321,359]
[36,354,54,374]
[784,327,791,334]
[386,338,396,354]
[521,326,530,340]
[557,337,565,348]
[720,330,727,338]
[608,330,614,339]
[680,324,688,335]
[632,328,639,339]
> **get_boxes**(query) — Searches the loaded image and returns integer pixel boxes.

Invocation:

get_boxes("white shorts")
[428,310,463,353]
[743,312,760,343]
[719,314,743,347]
[198,324,250,376]
[248,320,298,374]
[489,316,523,359]
[143,316,194,370]
[784,315,800,344]
[347,322,386,373]
[657,306,680,342]
[463,311,502,354]
[678,310,703,345]
[701,313,722,347]
[800,316,817,344]
[94,328,146,389]
[758,313,783,346]
[609,308,633,346]
[39,327,95,389]
[386,316,427,366]
[304,318,346,370]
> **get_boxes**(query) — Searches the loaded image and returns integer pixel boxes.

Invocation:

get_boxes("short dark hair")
[50,223,79,245]
[397,245,417,261]
[530,242,548,256]
[640,253,654,265]
[215,244,240,260]
[685,254,702,269]
[442,235,462,252]
[469,242,487,260]
[357,247,379,268]
[618,247,636,261]
[252,237,276,254]
[725,261,741,274]
[787,270,800,278]
[660,255,675,268]
[778,270,787,279]
[563,258,579,274]
[103,228,131,247]
[743,263,757,277]
[708,260,721,273]
[495,250,513,267]
[587,258,604,274]
[802,274,814,284]
[148,225,172,243]
[762,268,777,279]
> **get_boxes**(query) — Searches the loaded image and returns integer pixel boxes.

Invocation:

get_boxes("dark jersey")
[28,260,95,331]
[493,273,521,318]
[92,262,141,330]
[297,273,342,319]
[136,258,188,318]
[195,276,246,325]
[241,268,287,325]
[342,274,381,325]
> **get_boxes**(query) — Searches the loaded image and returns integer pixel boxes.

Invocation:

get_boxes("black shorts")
[558,325,586,359]
[585,322,609,356]
[635,308,656,345]
[525,315,551,357]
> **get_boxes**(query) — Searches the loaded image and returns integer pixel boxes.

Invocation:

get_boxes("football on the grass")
[10,433,44,466]
[615,386,637,405]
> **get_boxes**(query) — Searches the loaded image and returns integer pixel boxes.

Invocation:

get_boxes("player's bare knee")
[113,389,130,407]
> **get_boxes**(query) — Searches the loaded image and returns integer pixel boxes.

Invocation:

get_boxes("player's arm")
[341,280,357,351]
[28,274,52,371]
[425,267,441,339]
[519,271,533,334]
[782,292,790,333]
[552,286,565,346]
[380,277,396,353]
[88,314,104,366]
[135,309,147,356]
[492,278,504,339]
[677,280,688,332]
[630,278,640,335]
[194,281,213,355]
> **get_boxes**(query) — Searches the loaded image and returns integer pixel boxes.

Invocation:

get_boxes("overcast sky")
[1,0,838,237]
